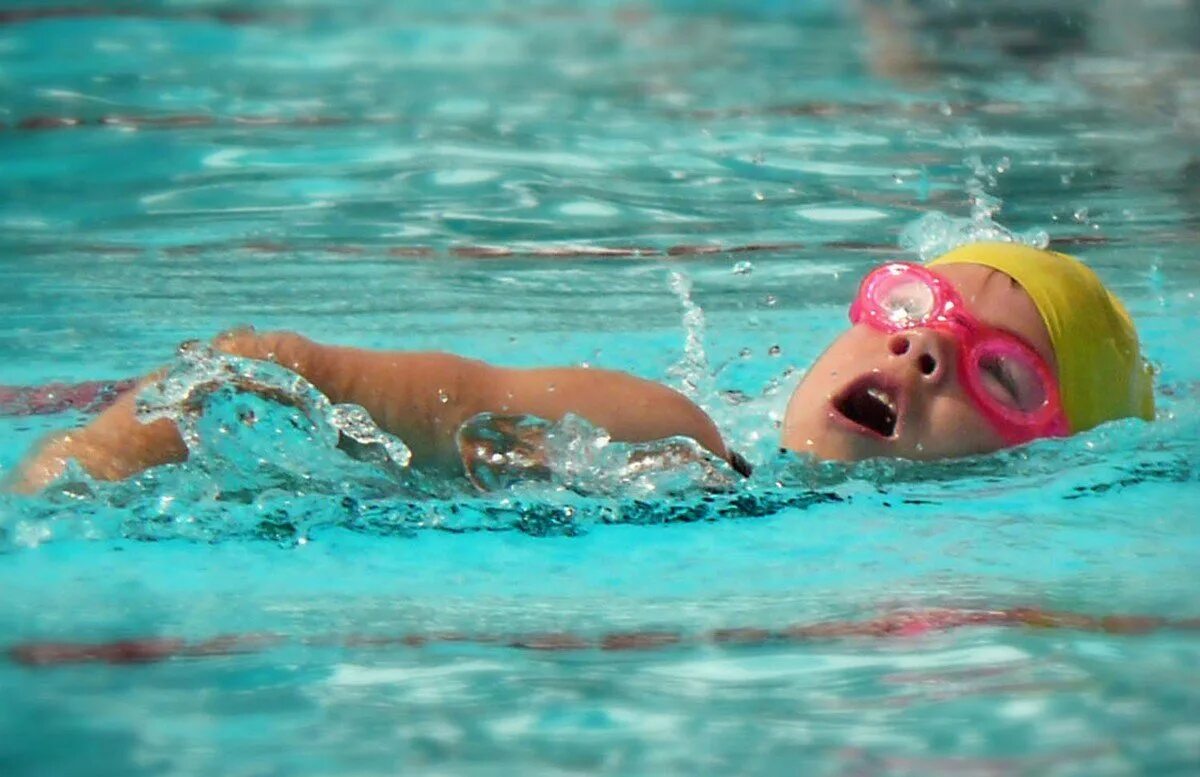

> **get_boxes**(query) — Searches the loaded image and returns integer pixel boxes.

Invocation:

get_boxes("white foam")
[797,206,890,223]
[433,168,499,186]
[328,660,504,687]
[560,201,619,218]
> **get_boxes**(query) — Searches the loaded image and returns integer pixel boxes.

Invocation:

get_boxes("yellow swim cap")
[929,242,1155,433]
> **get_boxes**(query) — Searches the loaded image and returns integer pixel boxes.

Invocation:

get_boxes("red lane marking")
[666,244,724,256]
[2,235,1125,260]
[3,114,371,132]
[10,638,186,666]
[183,633,286,657]
[509,632,592,651]
[386,246,436,257]
[9,608,1194,668]
[0,379,136,417]
[101,114,215,129]
[600,631,682,651]
[1048,235,1113,247]
[452,246,513,258]
[0,8,270,25]
[17,116,83,130]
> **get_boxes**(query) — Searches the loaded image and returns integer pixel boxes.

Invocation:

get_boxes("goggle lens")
[972,346,1048,413]
[873,274,937,326]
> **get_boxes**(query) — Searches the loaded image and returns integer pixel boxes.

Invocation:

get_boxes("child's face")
[781,262,1056,461]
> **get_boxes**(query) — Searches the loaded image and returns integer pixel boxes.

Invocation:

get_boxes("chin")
[782,416,881,462]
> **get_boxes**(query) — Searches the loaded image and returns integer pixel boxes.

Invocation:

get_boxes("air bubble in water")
[732,260,753,275]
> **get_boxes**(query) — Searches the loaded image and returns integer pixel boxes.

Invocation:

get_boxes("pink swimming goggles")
[849,262,1069,445]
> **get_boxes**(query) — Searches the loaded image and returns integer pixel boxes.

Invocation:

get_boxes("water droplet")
[732,260,753,275]
[753,191,765,201]
[763,294,777,307]
[1073,207,1089,223]
[739,347,752,358]
[993,156,1011,174]
[768,345,782,357]
[437,389,450,404]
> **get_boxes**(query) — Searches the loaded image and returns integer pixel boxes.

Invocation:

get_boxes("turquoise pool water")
[2,1,1200,774]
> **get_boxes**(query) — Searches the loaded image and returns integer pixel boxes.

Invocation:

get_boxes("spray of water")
[900,154,1049,260]
[133,341,413,489]
[666,270,716,405]
[457,411,739,497]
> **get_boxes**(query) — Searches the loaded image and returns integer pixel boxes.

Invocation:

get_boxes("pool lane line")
[6,114,363,131]
[0,379,136,418]
[0,7,275,25]
[0,99,1060,131]
[8,608,1197,667]
[2,234,1115,263]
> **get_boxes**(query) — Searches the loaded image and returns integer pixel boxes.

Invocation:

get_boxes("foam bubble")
[797,206,889,223]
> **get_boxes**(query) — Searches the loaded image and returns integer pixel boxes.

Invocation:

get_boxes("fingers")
[210,325,259,357]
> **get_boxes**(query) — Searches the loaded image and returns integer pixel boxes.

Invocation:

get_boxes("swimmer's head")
[781,242,1154,461]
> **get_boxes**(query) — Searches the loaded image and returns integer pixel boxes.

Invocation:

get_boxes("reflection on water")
[1,1,1199,775]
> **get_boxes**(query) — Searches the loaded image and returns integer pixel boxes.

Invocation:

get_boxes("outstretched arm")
[214,330,729,467]
[7,330,729,492]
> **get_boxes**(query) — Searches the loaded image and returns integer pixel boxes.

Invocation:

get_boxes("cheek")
[917,394,1008,457]
[797,330,880,388]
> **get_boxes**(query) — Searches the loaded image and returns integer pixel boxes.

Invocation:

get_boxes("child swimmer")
[8,242,1156,493]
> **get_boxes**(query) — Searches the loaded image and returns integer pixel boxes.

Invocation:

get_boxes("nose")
[887,330,949,383]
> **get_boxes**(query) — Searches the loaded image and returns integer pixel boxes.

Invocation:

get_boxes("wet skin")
[781,262,1056,461]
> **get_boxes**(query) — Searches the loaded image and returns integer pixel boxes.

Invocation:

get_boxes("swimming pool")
[2,0,1199,773]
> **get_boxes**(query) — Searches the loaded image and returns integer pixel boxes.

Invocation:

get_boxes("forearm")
[486,366,729,460]
[215,330,493,470]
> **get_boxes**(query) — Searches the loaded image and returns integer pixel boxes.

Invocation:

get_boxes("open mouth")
[833,377,900,438]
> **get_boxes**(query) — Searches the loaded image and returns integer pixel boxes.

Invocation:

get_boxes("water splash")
[128,342,414,497]
[666,271,715,405]
[900,154,1049,261]
[457,412,739,496]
